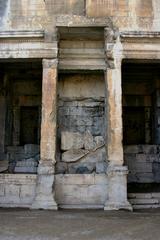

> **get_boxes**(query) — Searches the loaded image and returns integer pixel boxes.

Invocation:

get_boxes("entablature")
[0,30,57,59]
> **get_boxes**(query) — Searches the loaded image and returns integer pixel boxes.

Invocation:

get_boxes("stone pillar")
[104,28,132,211]
[31,59,58,210]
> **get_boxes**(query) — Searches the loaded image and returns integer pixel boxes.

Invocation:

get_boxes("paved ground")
[0,208,160,240]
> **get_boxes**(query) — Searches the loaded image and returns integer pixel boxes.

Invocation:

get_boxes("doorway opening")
[0,60,42,174]
[122,61,160,207]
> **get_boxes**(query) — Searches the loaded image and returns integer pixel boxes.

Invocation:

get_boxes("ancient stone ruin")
[0,0,160,210]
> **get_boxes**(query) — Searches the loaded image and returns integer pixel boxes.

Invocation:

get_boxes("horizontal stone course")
[124,145,160,183]
[55,174,108,207]
[0,174,37,207]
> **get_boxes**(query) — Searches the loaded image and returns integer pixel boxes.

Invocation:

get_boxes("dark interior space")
[0,61,42,173]
[122,61,160,192]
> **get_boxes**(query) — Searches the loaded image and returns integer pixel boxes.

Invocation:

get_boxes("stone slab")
[61,131,84,150]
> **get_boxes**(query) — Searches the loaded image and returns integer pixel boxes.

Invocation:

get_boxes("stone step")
[129,198,159,205]
[128,193,152,199]
[128,192,160,199]
[133,204,160,209]
[128,192,160,209]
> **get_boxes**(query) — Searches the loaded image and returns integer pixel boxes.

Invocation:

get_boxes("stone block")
[128,193,152,199]
[141,145,157,154]
[133,204,160,209]
[24,144,40,157]
[20,185,35,199]
[130,198,159,205]
[96,162,107,174]
[68,162,95,174]
[14,166,37,173]
[61,131,84,150]
[84,131,95,150]
[94,174,107,185]
[55,162,67,174]
[136,154,147,162]
[5,184,20,197]
[81,147,106,164]
[124,145,139,154]
[62,149,88,163]
[151,193,160,198]
[55,174,95,185]
[0,160,8,172]
[135,173,154,183]
[132,162,152,173]
[153,162,160,182]
[55,174,107,206]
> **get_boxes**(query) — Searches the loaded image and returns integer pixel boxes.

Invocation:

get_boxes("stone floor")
[0,209,160,240]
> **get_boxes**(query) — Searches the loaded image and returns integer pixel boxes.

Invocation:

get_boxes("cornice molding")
[0,30,44,39]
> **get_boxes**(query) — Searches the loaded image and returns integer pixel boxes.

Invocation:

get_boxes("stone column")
[104,28,132,211]
[31,59,58,210]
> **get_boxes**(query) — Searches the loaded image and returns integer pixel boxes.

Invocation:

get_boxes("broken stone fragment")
[84,130,95,150]
[61,131,84,150]
[81,146,106,163]
[62,149,88,163]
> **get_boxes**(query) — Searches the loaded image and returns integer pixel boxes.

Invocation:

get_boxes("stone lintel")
[56,15,112,28]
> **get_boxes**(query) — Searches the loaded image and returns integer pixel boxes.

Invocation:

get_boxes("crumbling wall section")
[56,73,106,174]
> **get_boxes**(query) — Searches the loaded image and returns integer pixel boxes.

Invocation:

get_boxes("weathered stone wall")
[0,0,160,31]
[55,174,108,208]
[0,173,108,208]
[123,64,160,184]
[56,73,106,174]
[0,174,37,207]
[124,145,160,183]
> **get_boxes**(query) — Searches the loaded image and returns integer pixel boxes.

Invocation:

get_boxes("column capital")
[104,27,123,69]
[43,59,58,69]
[104,27,119,43]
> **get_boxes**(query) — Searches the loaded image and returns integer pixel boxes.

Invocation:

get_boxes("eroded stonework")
[0,0,160,210]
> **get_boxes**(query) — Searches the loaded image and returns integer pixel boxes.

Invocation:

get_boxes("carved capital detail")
[43,59,58,69]
[104,27,119,44]
[104,27,122,69]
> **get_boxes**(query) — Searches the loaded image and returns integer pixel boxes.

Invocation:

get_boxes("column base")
[31,196,58,210]
[104,201,132,211]
[104,165,132,211]
[31,162,58,210]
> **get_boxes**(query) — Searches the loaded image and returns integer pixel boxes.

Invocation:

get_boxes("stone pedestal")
[31,161,57,209]
[104,165,132,211]
[32,59,58,210]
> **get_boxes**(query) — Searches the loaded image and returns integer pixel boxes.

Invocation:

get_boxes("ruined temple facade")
[0,0,160,210]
